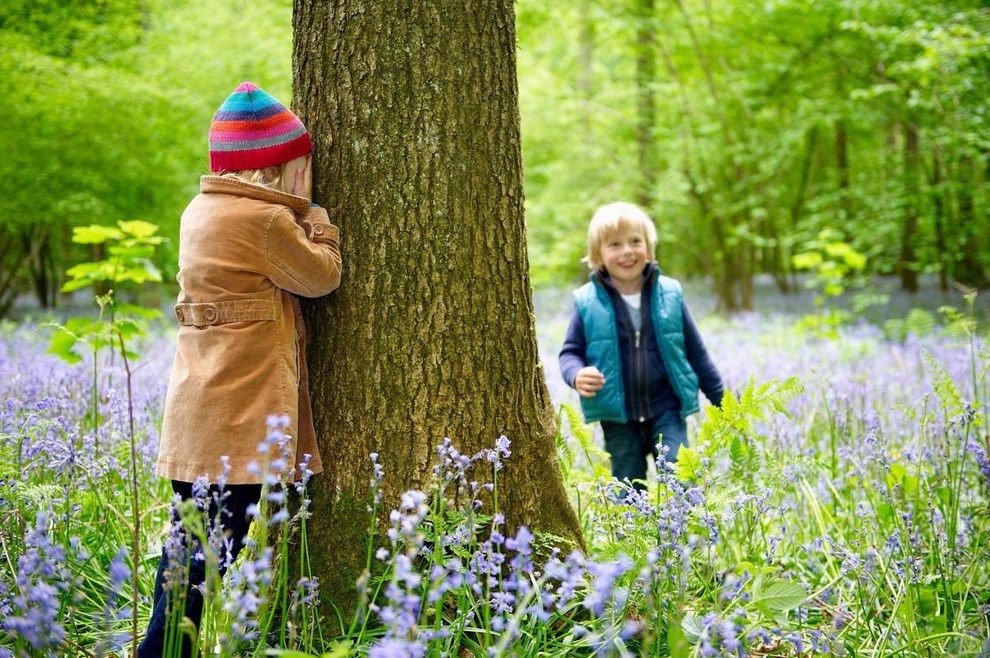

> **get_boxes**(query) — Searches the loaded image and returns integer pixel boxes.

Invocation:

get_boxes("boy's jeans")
[602,407,687,490]
[137,480,261,658]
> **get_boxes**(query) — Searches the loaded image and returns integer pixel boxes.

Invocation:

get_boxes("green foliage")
[792,229,878,336]
[4,0,987,309]
[939,286,980,338]
[47,221,163,364]
[883,307,938,341]
[0,0,294,316]
[688,377,804,483]
[62,221,164,293]
[516,0,990,302]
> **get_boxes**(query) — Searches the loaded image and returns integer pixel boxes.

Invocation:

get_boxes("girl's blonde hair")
[220,163,291,193]
[585,201,657,269]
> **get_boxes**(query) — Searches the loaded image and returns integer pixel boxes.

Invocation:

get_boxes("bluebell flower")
[582,555,632,616]
[368,638,426,658]
[94,548,132,655]
[220,547,273,648]
[1,512,69,653]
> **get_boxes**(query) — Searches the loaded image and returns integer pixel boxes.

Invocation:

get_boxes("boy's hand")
[574,366,605,398]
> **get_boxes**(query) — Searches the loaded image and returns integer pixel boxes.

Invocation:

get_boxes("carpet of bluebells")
[1,286,989,657]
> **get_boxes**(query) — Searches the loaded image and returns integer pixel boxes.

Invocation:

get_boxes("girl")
[139,81,342,657]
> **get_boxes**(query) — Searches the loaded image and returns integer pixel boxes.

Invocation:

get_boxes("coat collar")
[199,175,312,215]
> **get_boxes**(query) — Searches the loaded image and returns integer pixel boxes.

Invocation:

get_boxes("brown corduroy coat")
[156,176,341,485]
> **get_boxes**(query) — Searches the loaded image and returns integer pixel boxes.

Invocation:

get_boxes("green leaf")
[119,219,160,239]
[675,447,703,482]
[823,282,845,297]
[116,303,162,320]
[756,580,807,612]
[729,435,749,463]
[665,615,691,656]
[680,613,703,642]
[792,251,822,270]
[72,224,122,244]
[46,327,83,364]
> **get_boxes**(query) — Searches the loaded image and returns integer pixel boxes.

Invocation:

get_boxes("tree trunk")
[634,0,658,209]
[577,0,594,102]
[930,146,948,292]
[292,0,583,612]
[955,154,987,288]
[898,121,920,293]
[834,62,852,228]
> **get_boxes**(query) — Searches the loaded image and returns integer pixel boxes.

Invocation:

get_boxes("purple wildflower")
[582,555,633,616]
[0,512,69,653]
[220,547,273,648]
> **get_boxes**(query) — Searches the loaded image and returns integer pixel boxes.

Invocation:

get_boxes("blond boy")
[558,202,724,490]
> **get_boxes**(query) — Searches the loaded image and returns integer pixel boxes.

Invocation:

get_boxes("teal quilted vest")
[573,271,700,422]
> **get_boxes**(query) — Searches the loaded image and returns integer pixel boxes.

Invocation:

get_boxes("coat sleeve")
[558,304,589,389]
[264,205,342,298]
[682,300,724,407]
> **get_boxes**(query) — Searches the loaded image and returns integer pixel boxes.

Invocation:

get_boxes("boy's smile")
[602,230,649,294]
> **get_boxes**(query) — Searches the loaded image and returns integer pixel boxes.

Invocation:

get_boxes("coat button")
[204,306,217,322]
[313,224,325,235]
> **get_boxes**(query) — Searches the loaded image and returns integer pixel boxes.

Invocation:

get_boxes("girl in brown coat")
[139,82,341,658]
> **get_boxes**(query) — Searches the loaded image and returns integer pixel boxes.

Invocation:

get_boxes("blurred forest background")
[1,0,988,318]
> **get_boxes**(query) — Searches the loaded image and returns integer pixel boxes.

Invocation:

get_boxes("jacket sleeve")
[264,205,342,298]
[558,304,588,389]
[682,301,724,407]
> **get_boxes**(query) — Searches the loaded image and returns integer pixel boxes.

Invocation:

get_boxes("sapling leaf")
[47,328,83,364]
[792,251,823,270]
[72,224,123,244]
[756,580,807,613]
[116,303,162,320]
[119,219,161,240]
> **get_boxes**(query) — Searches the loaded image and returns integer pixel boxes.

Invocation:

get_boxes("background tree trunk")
[292,0,583,611]
[930,146,948,292]
[634,0,658,209]
[898,121,920,293]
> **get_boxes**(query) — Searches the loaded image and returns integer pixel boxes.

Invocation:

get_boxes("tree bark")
[930,146,948,291]
[577,0,595,102]
[955,154,987,288]
[898,121,920,293]
[634,0,658,209]
[292,0,583,612]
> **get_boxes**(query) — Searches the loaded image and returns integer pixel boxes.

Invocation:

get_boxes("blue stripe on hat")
[209,126,309,151]
[212,103,287,122]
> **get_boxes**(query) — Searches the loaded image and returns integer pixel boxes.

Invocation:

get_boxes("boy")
[559,202,724,490]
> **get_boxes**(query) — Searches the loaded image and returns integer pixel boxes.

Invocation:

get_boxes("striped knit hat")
[208,81,312,172]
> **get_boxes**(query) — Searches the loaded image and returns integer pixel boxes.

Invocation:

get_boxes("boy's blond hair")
[585,202,657,270]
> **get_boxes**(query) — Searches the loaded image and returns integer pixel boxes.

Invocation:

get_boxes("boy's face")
[601,229,649,292]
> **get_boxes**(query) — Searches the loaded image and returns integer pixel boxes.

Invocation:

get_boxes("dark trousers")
[137,480,262,658]
[601,407,687,490]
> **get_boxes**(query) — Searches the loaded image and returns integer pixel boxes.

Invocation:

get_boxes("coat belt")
[174,298,278,326]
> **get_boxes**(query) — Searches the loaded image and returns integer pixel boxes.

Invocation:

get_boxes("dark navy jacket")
[559,263,724,422]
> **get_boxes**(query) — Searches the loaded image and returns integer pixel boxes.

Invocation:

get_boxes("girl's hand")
[289,155,313,200]
[574,366,605,398]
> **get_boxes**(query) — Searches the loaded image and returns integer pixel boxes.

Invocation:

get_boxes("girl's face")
[283,154,312,200]
[601,229,649,293]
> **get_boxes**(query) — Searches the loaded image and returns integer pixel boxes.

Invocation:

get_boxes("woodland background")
[1,0,988,315]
